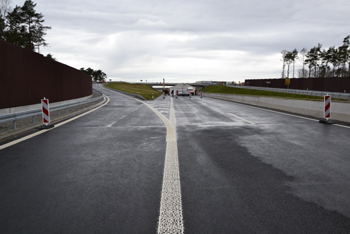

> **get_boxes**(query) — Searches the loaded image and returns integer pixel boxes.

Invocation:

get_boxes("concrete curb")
[203,93,350,124]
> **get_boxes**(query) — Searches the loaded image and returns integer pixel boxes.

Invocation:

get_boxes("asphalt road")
[1,86,350,233]
[173,94,350,233]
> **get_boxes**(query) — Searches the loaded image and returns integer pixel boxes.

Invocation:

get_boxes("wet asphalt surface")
[1,86,350,233]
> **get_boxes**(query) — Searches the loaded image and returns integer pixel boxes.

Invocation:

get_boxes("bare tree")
[285,51,293,78]
[0,0,11,17]
[291,49,298,78]
[281,50,288,78]
[299,48,307,78]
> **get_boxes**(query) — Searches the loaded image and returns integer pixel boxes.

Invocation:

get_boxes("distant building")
[195,81,229,85]
[152,86,173,91]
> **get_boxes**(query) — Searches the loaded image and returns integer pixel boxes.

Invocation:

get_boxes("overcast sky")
[10,0,350,83]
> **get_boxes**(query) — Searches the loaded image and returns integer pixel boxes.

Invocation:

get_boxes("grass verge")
[202,85,327,101]
[104,82,162,100]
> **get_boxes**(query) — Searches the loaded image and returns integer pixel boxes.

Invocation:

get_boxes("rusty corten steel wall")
[0,40,92,109]
[245,77,350,93]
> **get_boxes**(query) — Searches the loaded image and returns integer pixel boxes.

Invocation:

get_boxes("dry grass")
[104,82,162,100]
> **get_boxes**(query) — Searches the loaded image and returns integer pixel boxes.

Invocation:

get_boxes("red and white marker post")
[324,94,331,120]
[200,91,203,99]
[319,94,335,124]
[189,92,192,98]
[41,97,50,126]
[163,91,165,99]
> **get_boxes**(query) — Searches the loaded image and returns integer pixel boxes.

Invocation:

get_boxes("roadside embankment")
[104,82,162,100]
[203,93,350,124]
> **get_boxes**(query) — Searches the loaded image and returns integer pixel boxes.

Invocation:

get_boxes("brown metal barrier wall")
[245,77,350,93]
[0,40,92,109]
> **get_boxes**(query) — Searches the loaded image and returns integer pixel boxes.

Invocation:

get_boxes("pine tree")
[329,46,340,77]
[339,35,349,77]
[0,15,5,39]
[4,0,51,51]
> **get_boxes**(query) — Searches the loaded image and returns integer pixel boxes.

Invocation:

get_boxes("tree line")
[1,0,108,81]
[0,0,51,52]
[281,35,350,78]
[80,68,107,82]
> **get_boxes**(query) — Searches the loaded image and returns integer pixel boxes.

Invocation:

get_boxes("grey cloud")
[9,0,350,81]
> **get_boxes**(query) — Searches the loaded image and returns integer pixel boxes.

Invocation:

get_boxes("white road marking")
[105,104,144,127]
[227,113,255,125]
[334,124,350,129]
[157,98,184,234]
[105,121,116,128]
[231,101,350,129]
[0,95,110,151]
[101,87,184,233]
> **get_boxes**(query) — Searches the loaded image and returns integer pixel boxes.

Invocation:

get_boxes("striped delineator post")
[319,94,335,124]
[324,94,331,120]
[41,97,50,126]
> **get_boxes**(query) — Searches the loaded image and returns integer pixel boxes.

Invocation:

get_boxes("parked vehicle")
[182,90,190,96]
[188,87,195,96]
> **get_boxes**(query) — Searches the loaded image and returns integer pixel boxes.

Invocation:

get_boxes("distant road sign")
[285,77,291,85]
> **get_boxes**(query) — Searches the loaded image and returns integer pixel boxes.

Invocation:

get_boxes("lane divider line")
[157,97,184,234]
[101,86,184,232]
[0,95,110,151]
[227,113,255,125]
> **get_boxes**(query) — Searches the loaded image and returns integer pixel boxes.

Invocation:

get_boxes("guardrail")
[93,89,104,96]
[0,92,104,130]
[226,84,350,100]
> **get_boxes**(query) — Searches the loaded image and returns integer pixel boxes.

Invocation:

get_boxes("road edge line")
[0,95,110,151]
